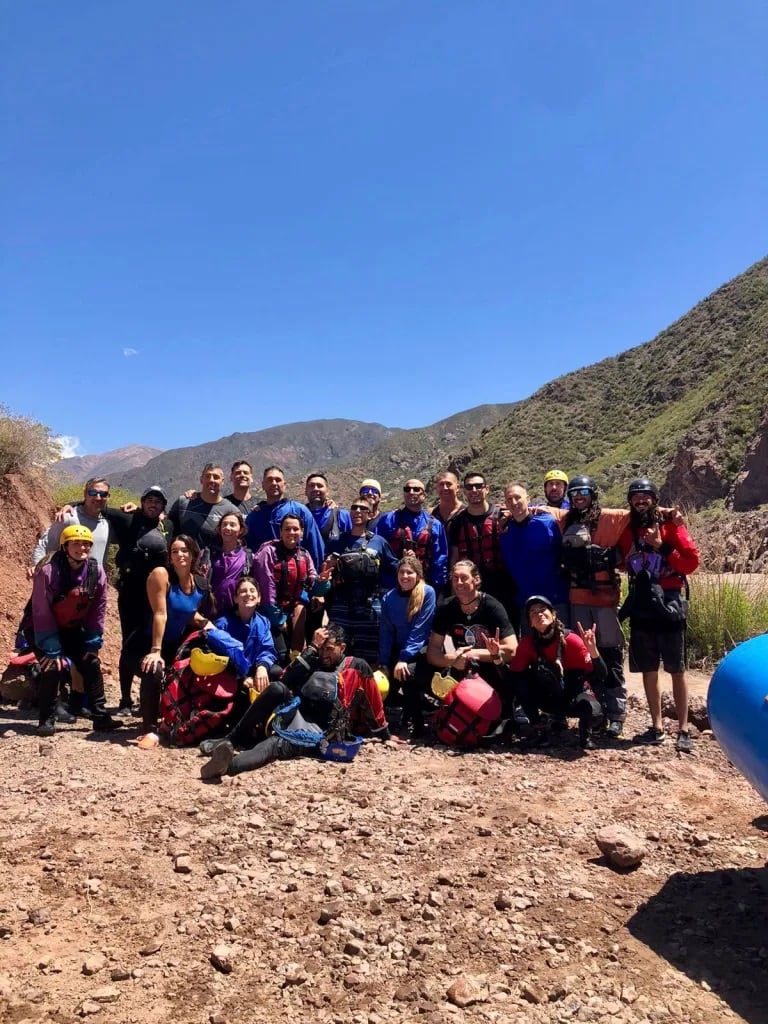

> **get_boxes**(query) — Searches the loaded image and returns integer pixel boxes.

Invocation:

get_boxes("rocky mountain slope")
[52,445,163,483]
[453,256,768,508]
[110,407,514,503]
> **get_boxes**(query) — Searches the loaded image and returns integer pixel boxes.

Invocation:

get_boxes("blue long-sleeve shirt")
[245,499,324,572]
[379,584,437,664]
[374,508,448,589]
[499,513,568,606]
[207,612,278,677]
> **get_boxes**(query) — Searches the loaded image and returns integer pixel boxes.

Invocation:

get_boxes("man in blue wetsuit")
[500,482,569,632]
[245,465,324,570]
[374,478,448,592]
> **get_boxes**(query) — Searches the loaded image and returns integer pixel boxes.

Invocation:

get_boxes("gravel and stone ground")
[1,683,767,1024]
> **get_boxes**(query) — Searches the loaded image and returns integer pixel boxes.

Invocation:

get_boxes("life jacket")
[271,671,349,750]
[619,534,688,628]
[52,556,100,629]
[432,668,502,748]
[388,511,434,574]
[318,507,342,545]
[271,542,313,610]
[452,506,505,572]
[335,533,381,595]
[560,520,617,592]
[158,633,240,746]
[197,545,254,584]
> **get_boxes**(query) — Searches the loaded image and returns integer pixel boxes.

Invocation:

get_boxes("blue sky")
[2,1,767,457]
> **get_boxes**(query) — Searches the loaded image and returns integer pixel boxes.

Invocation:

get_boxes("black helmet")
[524,594,555,621]
[567,475,598,497]
[627,477,658,501]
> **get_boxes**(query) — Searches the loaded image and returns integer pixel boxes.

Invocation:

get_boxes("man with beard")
[305,472,352,551]
[616,478,699,752]
[101,485,171,715]
[449,471,514,618]
[199,623,392,778]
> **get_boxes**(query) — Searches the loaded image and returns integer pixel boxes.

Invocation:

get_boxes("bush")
[0,406,61,476]
[686,574,768,668]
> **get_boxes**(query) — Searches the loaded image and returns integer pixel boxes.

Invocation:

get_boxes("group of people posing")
[19,459,699,778]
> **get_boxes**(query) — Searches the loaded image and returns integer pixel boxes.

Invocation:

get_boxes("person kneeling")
[502,595,604,750]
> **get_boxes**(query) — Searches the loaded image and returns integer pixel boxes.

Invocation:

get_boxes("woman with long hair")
[206,511,256,617]
[137,534,213,749]
[379,555,436,734]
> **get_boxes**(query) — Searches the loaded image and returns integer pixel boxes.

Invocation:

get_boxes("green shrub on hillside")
[0,406,62,476]
[686,575,768,667]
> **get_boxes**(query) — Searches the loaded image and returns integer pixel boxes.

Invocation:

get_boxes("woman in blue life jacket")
[323,496,399,667]
[137,534,213,749]
[206,511,256,617]
[205,577,280,691]
[379,555,437,735]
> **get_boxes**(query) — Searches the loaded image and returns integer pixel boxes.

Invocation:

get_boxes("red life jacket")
[52,557,100,629]
[271,542,313,610]
[388,511,434,575]
[432,670,502,748]
[452,506,504,572]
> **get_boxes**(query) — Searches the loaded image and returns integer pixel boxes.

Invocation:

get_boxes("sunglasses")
[86,489,110,498]
[464,482,485,490]
[403,486,423,493]
[570,488,592,496]
[360,487,379,496]
[350,504,370,512]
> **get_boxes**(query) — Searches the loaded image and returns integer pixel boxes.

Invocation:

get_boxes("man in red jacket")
[617,478,699,752]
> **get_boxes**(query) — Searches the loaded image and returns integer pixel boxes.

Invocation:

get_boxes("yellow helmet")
[60,524,94,548]
[190,647,229,677]
[544,469,569,484]
[373,669,389,700]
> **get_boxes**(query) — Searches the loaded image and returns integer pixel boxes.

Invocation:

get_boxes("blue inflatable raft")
[707,634,768,803]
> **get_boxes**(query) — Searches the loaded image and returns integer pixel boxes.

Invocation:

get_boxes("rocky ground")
[1,676,767,1024]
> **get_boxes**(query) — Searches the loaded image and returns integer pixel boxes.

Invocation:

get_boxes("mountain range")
[51,256,768,511]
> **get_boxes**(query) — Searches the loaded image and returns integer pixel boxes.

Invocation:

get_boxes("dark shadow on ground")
[627,867,768,1023]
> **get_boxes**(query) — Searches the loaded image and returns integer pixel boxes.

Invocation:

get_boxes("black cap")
[141,485,167,505]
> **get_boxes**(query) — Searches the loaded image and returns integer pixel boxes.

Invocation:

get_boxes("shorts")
[629,624,685,674]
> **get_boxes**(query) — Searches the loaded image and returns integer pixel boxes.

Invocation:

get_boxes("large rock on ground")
[595,825,646,869]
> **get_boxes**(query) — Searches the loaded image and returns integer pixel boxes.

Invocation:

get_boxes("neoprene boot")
[36,674,59,737]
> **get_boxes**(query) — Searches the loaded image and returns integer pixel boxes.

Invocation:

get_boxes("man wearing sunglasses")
[31,477,113,570]
[374,479,448,591]
[448,472,515,622]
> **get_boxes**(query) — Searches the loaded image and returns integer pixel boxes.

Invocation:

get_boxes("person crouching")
[504,595,604,750]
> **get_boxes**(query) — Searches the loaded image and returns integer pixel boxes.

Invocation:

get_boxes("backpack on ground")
[432,668,502,748]
[158,634,241,746]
